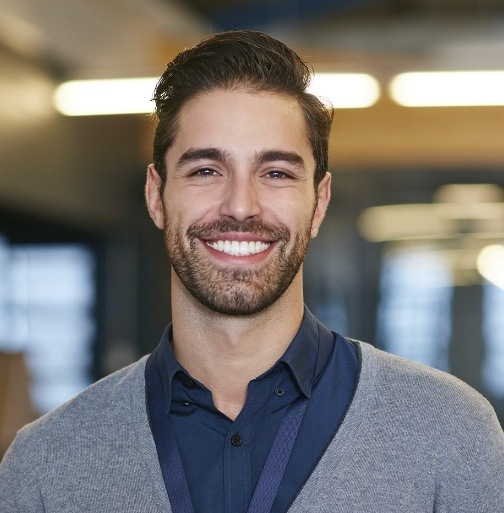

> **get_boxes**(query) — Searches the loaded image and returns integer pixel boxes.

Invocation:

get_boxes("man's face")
[147,88,330,316]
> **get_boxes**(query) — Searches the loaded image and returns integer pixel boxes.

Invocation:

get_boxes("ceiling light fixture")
[53,73,380,116]
[358,184,504,287]
[358,184,504,243]
[53,78,157,116]
[308,73,380,108]
[477,245,504,290]
[389,71,504,107]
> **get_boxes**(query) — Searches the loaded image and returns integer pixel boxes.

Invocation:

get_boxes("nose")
[218,173,262,222]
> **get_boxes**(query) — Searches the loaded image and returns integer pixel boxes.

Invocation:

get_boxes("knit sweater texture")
[1,341,503,512]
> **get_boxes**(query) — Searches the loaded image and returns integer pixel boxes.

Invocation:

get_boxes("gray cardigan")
[1,341,503,512]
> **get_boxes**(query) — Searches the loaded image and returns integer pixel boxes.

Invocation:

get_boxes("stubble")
[164,216,313,316]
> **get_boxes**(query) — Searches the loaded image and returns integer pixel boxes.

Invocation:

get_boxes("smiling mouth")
[205,240,271,256]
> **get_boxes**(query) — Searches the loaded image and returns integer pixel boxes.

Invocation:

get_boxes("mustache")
[187,218,290,241]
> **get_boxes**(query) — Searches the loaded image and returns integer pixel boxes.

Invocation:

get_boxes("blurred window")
[377,248,453,371]
[482,281,504,399]
[0,236,94,414]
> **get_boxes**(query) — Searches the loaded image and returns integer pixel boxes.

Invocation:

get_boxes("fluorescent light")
[54,72,381,116]
[477,245,504,289]
[389,71,504,107]
[54,78,157,116]
[357,204,458,242]
[309,73,380,108]
[434,184,504,205]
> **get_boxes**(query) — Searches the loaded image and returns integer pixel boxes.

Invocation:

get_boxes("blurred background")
[1,0,504,456]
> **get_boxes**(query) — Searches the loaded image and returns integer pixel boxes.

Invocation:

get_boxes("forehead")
[167,88,314,166]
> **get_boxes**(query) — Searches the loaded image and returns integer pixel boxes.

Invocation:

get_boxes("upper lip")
[201,232,273,243]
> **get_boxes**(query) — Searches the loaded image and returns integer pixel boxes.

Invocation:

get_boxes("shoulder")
[347,341,504,507]
[353,340,502,441]
[0,355,170,511]
[357,341,487,405]
[8,356,149,461]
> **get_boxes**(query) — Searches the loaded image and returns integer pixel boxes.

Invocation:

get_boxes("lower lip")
[202,241,276,264]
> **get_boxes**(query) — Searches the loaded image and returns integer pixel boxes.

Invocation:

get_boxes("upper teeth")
[206,240,270,256]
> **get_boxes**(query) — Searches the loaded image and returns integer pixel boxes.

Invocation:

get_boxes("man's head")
[152,30,333,190]
[146,31,332,317]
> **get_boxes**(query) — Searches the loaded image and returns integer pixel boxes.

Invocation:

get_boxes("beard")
[164,215,313,316]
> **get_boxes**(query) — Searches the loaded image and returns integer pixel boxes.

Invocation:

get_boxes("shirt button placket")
[225,427,250,513]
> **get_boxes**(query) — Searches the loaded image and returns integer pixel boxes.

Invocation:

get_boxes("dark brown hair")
[152,30,333,187]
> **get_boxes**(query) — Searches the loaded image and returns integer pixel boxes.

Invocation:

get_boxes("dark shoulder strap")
[146,348,195,513]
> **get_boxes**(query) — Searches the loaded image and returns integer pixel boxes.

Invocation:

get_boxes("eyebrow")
[254,150,307,170]
[175,147,307,170]
[176,148,231,169]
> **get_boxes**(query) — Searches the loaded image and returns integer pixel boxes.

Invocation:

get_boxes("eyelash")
[191,168,219,177]
[265,170,291,179]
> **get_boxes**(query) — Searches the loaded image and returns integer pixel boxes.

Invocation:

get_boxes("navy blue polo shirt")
[148,307,359,513]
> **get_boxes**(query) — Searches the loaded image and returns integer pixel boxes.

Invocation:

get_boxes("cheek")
[164,196,218,230]
[275,192,316,225]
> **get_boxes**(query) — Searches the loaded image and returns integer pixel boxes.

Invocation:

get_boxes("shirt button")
[275,388,285,396]
[230,434,243,447]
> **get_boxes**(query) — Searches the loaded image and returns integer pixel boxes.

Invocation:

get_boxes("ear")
[145,164,165,230]
[310,172,331,238]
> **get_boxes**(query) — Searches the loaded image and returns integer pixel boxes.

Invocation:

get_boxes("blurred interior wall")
[0,352,37,458]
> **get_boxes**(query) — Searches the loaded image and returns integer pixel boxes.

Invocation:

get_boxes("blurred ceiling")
[1,0,504,77]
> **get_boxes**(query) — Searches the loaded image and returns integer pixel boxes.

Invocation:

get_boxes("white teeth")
[239,241,248,255]
[206,240,271,256]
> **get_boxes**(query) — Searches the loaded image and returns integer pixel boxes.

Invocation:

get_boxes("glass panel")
[482,281,504,398]
[0,241,95,414]
[377,248,453,371]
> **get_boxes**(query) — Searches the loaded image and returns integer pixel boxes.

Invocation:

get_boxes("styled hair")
[152,30,333,188]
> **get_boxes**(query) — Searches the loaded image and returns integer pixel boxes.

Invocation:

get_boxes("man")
[1,30,503,513]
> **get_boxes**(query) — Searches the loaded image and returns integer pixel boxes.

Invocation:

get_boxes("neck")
[170,271,304,420]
